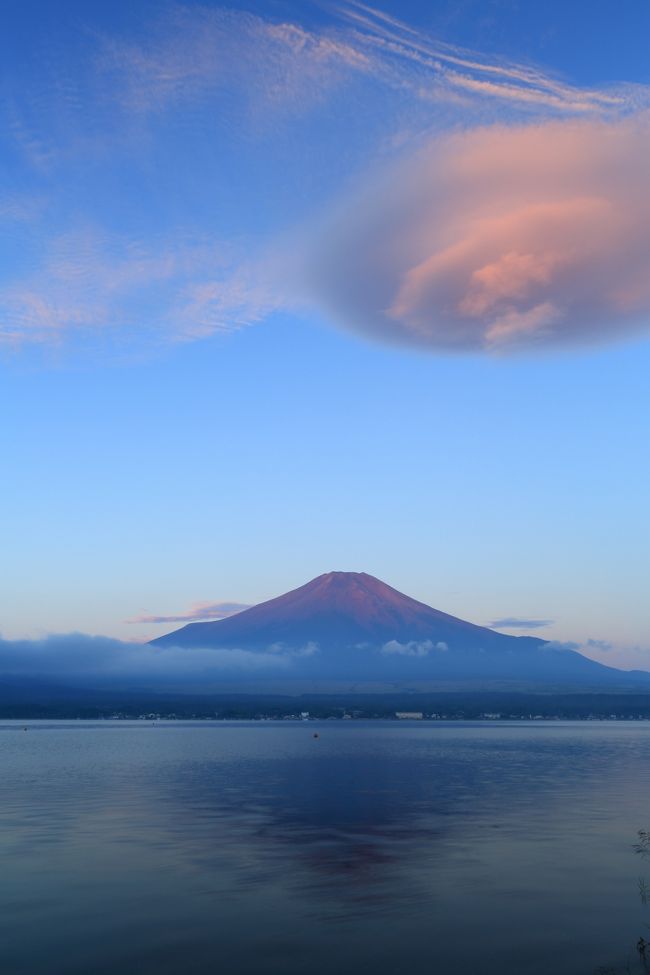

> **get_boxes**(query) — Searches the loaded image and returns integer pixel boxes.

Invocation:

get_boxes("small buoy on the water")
[313,732,319,739]
[23,726,28,731]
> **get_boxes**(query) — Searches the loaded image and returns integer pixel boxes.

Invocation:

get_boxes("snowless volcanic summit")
[151,572,633,685]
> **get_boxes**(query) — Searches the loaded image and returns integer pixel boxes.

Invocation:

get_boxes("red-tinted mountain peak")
[152,570,492,649]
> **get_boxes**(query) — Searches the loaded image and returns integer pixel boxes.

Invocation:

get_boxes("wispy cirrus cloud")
[0,227,279,347]
[99,6,371,117]
[99,1,638,121]
[335,1,629,114]
[128,602,252,625]
[0,193,45,222]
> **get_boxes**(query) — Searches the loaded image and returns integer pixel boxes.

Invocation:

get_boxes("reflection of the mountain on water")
[162,743,520,916]
[252,817,445,918]
[158,725,650,927]
[4,723,650,975]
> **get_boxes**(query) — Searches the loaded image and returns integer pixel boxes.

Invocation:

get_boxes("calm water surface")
[1,720,650,975]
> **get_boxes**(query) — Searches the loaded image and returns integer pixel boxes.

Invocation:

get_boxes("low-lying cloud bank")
[310,114,650,353]
[1,631,646,682]
[0,633,305,683]
[381,639,448,657]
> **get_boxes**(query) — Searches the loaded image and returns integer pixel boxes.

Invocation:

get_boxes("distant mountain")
[151,572,644,686]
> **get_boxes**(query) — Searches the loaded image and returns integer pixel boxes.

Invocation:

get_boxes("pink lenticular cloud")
[310,114,650,352]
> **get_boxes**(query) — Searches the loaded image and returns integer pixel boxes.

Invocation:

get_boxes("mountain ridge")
[151,572,639,686]
[152,571,546,651]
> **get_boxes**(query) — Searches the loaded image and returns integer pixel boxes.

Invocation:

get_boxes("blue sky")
[2,0,650,670]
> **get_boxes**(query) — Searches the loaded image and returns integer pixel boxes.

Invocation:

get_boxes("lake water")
[1,720,650,975]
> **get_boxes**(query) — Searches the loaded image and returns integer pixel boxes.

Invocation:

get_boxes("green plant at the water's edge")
[633,831,650,972]
[594,833,650,975]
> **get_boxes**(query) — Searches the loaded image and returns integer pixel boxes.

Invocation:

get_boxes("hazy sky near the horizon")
[2,0,649,670]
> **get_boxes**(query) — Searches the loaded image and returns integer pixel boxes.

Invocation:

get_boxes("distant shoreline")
[3,688,650,722]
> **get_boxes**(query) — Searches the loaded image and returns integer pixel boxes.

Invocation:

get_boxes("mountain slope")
[154,572,515,649]
[151,572,639,685]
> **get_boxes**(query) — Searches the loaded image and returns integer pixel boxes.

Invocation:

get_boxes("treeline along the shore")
[4,687,650,720]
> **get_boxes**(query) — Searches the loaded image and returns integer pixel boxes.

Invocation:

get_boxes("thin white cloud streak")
[336,1,628,114]
[490,618,554,630]
[128,602,252,625]
[308,114,650,352]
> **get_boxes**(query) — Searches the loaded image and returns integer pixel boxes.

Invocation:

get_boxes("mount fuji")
[151,572,641,687]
